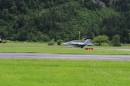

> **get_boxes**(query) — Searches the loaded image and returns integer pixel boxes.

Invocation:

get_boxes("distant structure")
[0,38,6,43]
[0,38,2,43]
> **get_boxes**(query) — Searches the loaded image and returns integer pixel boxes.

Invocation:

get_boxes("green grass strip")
[0,42,130,54]
[0,60,130,86]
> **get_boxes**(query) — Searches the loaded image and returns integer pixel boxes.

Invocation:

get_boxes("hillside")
[0,0,130,43]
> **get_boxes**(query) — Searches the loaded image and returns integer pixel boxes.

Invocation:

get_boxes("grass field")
[0,60,130,86]
[0,42,130,54]
[0,42,130,86]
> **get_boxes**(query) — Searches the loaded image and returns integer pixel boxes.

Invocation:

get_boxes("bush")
[48,38,55,46]
[57,39,63,45]
[48,42,54,45]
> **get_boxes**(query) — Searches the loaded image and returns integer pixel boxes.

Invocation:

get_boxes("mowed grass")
[0,42,130,54]
[0,60,130,86]
[0,42,130,86]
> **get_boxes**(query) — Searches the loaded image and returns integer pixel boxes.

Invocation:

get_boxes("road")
[0,53,130,60]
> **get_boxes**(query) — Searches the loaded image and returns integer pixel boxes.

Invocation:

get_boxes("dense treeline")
[0,0,130,43]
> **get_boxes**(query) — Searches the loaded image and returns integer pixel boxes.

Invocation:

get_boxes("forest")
[0,0,130,43]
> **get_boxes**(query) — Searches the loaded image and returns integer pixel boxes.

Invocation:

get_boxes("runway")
[0,53,130,60]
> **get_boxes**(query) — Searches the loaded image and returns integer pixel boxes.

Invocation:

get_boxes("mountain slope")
[0,0,130,43]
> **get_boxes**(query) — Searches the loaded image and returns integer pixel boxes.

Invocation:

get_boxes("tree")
[10,3,17,13]
[93,35,109,46]
[111,34,121,46]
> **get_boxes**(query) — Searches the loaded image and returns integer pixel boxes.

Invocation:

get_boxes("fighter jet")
[61,39,94,48]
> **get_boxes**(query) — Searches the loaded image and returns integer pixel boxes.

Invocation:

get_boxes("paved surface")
[0,53,130,60]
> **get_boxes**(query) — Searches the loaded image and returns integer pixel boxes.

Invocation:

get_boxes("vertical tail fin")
[84,39,90,44]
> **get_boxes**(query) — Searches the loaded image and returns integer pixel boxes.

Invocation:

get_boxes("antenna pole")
[79,31,80,40]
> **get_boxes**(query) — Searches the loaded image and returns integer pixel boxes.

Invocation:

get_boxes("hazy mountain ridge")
[93,0,119,7]
[93,0,106,7]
